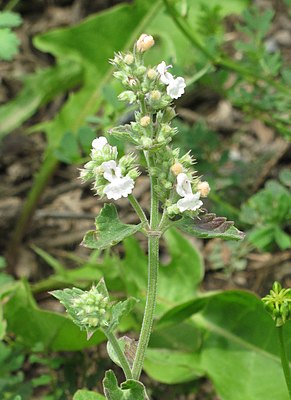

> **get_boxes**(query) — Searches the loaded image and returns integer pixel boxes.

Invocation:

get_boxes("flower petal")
[177,193,203,212]
[103,176,135,200]
[92,136,108,150]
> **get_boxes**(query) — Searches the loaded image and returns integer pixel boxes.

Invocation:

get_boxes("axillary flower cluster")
[80,33,210,216]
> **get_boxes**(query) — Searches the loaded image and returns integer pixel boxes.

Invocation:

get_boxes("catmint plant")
[51,34,244,399]
[262,282,291,398]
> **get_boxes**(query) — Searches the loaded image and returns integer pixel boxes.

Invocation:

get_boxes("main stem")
[105,330,133,380]
[277,326,291,398]
[132,154,160,380]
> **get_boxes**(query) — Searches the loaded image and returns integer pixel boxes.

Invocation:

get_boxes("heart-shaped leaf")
[82,204,143,250]
[103,370,148,400]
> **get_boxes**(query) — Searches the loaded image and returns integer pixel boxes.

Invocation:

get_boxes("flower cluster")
[50,284,112,338]
[80,33,210,217]
[262,282,291,327]
[71,286,110,330]
[80,136,139,200]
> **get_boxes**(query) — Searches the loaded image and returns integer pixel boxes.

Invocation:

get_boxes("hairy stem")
[132,154,160,380]
[128,194,149,228]
[105,330,133,380]
[277,326,291,398]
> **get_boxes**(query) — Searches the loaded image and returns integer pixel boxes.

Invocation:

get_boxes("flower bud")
[150,90,161,101]
[198,181,211,197]
[140,116,151,127]
[118,90,136,104]
[135,66,147,77]
[141,137,153,147]
[136,33,155,52]
[124,53,134,65]
[167,204,180,215]
[171,163,184,176]
[147,68,157,80]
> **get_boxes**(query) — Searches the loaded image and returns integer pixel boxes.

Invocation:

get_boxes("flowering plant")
[51,34,244,399]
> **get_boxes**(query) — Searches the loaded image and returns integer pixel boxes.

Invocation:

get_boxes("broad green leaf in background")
[121,229,204,315]
[73,390,105,400]
[153,290,291,400]
[82,204,143,250]
[0,61,83,138]
[32,0,160,147]
[103,370,148,400]
[175,212,245,240]
[0,304,6,340]
[0,11,22,28]
[3,281,105,351]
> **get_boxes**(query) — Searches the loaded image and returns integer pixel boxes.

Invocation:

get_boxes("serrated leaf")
[0,28,19,61]
[73,390,105,400]
[82,204,143,250]
[103,370,148,400]
[109,297,138,332]
[0,11,22,28]
[175,211,245,240]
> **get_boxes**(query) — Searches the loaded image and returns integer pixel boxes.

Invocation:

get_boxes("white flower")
[167,77,186,99]
[92,136,108,151]
[101,160,134,200]
[177,193,203,212]
[176,173,203,212]
[157,61,173,85]
[176,173,192,197]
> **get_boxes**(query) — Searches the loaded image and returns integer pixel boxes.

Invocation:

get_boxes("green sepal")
[109,125,139,145]
[175,211,245,241]
[82,204,143,250]
[103,370,148,400]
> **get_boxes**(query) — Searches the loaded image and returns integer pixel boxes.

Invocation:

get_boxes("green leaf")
[156,290,291,399]
[109,297,138,332]
[0,11,22,28]
[82,204,143,250]
[144,348,202,384]
[54,131,81,164]
[33,0,159,148]
[175,212,245,240]
[73,390,105,400]
[279,168,291,188]
[122,229,204,315]
[0,303,7,340]
[0,61,82,138]
[4,281,105,351]
[0,28,19,61]
[158,229,204,304]
[274,227,291,250]
[103,370,148,400]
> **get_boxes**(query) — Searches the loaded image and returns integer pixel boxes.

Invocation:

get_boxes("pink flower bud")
[136,34,155,52]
